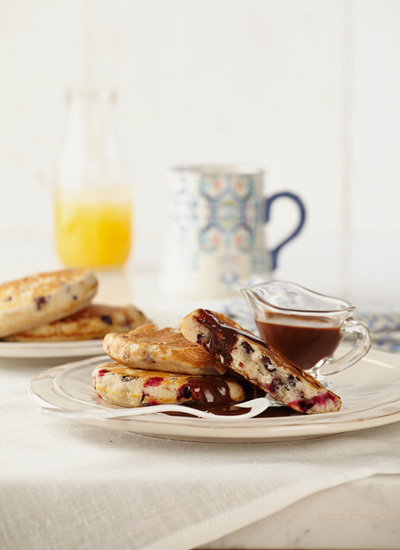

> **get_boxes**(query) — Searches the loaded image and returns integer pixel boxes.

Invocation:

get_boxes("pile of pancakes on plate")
[96,309,342,415]
[0,269,149,342]
[0,268,342,415]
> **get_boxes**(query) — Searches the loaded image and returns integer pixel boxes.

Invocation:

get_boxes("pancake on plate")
[93,362,250,408]
[0,269,98,339]
[4,304,149,342]
[180,308,342,415]
[103,324,226,376]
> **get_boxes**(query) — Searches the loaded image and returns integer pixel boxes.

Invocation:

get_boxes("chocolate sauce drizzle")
[183,376,231,404]
[183,375,258,403]
[194,309,269,366]
[167,373,260,417]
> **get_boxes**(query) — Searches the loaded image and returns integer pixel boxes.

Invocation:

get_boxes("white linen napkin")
[1,361,400,550]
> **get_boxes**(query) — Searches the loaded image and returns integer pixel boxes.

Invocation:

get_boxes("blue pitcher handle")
[265,192,306,271]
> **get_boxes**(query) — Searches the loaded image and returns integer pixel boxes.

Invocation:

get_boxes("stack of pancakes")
[0,269,149,342]
[94,309,342,414]
[94,324,254,409]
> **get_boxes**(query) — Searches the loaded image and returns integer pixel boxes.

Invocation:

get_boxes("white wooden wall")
[0,0,399,303]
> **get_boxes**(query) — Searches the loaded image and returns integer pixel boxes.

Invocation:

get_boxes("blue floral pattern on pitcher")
[198,174,260,258]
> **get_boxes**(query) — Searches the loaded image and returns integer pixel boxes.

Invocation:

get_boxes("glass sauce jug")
[241,280,371,384]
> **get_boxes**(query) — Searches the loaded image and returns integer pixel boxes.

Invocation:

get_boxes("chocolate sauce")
[256,318,343,371]
[186,403,298,417]
[195,309,268,366]
[257,405,300,418]
[203,404,251,415]
[183,376,232,404]
[179,375,257,403]
[165,372,260,417]
[165,403,299,418]
[166,404,252,417]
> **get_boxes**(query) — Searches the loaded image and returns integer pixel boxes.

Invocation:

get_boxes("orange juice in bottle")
[54,89,133,269]
[55,186,132,269]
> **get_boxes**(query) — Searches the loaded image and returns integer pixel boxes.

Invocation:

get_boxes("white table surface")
[198,474,400,549]
[1,257,400,550]
[2,354,400,550]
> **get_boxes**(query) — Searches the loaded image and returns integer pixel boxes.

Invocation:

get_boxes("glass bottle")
[54,89,132,270]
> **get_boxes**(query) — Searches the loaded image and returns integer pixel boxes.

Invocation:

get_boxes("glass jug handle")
[314,319,371,377]
[264,192,306,270]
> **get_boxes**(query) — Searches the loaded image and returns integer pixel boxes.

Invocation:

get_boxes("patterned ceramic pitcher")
[160,165,306,298]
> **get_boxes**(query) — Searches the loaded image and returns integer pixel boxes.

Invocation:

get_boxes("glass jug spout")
[240,287,261,319]
[241,280,355,316]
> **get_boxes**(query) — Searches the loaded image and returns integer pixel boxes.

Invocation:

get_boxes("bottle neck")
[56,90,127,190]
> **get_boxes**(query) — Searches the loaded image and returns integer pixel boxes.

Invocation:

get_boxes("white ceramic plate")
[0,339,104,358]
[29,348,400,443]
